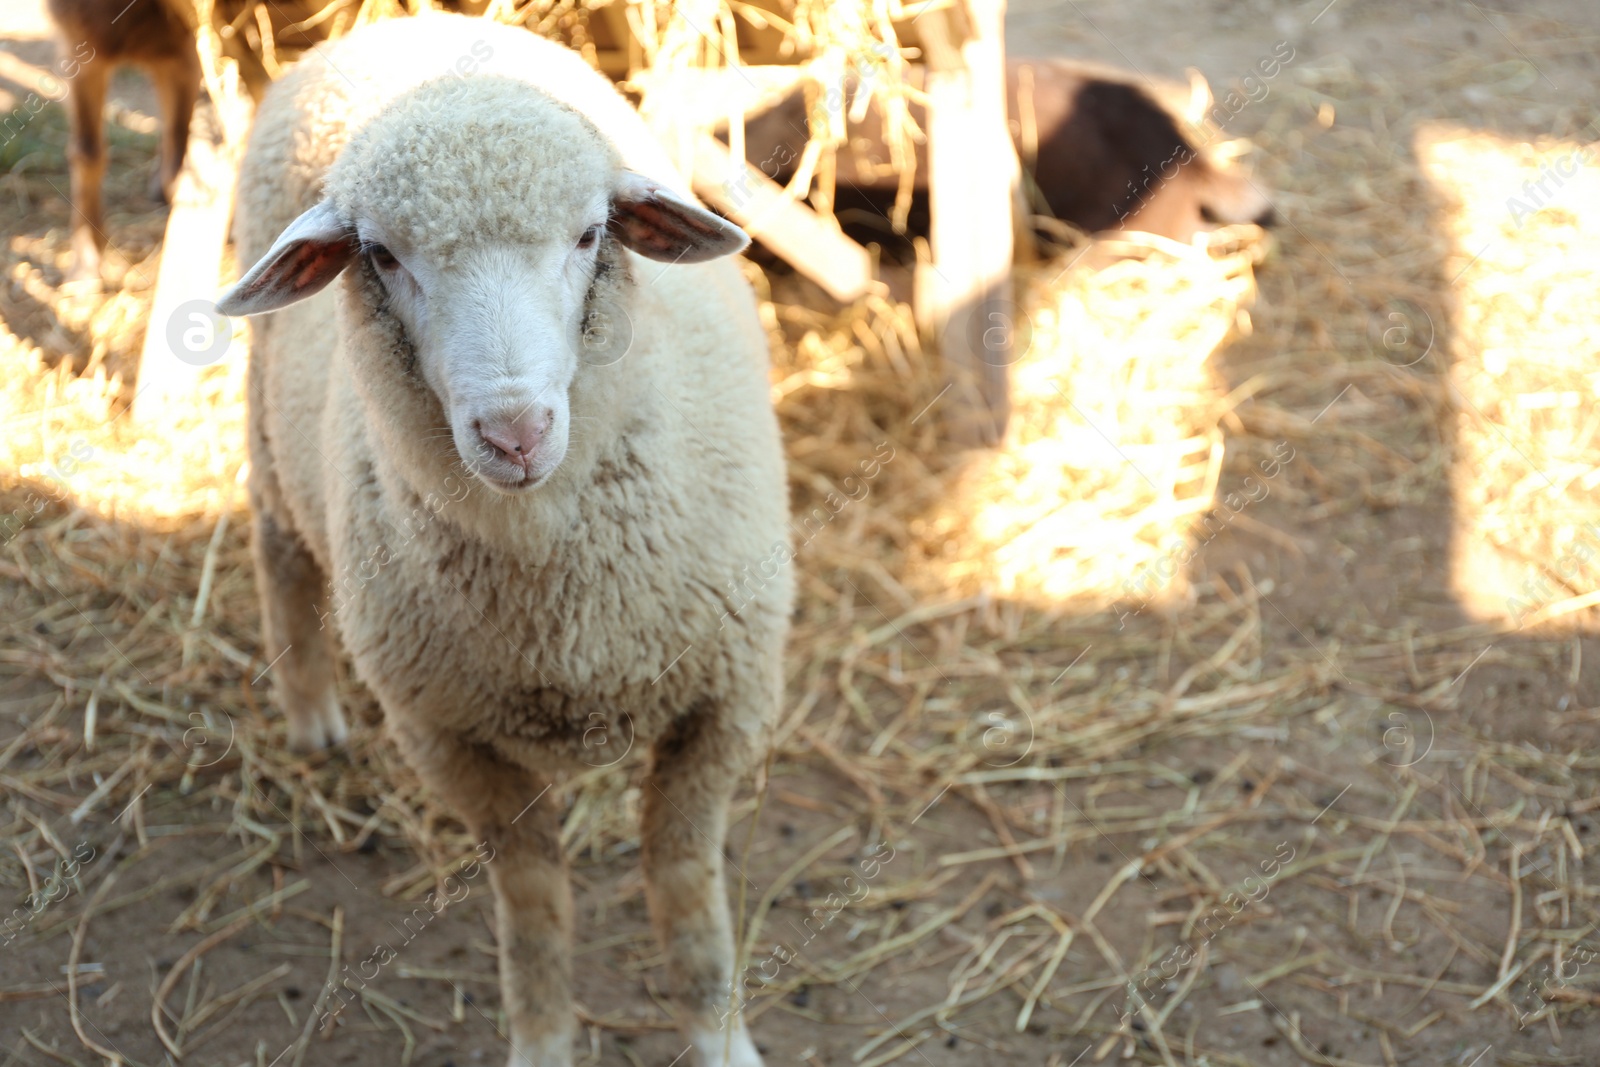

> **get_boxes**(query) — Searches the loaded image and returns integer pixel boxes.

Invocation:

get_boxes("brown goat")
[41,0,330,281]
[44,0,200,280]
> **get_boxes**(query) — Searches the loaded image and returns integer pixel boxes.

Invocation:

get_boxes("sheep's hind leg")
[392,728,575,1067]
[251,512,347,751]
[642,712,765,1067]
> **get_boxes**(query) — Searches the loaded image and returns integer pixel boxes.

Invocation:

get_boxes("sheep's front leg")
[395,729,575,1067]
[642,714,765,1067]
[251,512,347,751]
[488,794,575,1067]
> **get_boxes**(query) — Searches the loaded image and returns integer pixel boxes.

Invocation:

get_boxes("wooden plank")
[693,135,873,304]
[917,0,1018,446]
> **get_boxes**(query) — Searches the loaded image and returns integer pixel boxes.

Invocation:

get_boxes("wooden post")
[917,0,1017,446]
[132,51,251,423]
[1011,60,1039,265]
[693,136,873,304]
[595,2,638,78]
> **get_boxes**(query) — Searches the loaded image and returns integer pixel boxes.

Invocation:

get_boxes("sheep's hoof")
[504,1033,575,1067]
[285,694,349,753]
[686,1025,765,1067]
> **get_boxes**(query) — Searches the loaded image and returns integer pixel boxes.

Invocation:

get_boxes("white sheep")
[216,14,791,1067]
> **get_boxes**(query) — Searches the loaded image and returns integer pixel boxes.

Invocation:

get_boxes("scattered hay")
[3,8,1600,1067]
[763,220,1270,616]
[917,230,1264,605]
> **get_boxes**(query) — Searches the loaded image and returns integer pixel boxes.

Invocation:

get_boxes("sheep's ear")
[217,200,358,316]
[609,171,749,263]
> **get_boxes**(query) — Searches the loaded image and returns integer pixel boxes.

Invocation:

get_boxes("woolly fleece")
[327,77,620,269]
[235,13,791,777]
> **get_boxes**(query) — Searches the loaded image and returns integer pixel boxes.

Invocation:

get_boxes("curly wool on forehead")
[325,75,620,262]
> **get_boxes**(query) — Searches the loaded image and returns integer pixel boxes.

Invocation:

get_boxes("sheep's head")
[218,76,748,493]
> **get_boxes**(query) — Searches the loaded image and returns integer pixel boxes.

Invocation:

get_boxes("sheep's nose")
[475,409,552,468]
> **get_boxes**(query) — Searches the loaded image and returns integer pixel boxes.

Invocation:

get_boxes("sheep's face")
[216,76,750,496]
[353,207,614,492]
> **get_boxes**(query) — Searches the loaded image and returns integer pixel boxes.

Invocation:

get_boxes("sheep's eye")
[576,226,600,250]
[368,244,399,271]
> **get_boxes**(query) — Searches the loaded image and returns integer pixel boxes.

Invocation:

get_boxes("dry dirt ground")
[4,2,1600,1066]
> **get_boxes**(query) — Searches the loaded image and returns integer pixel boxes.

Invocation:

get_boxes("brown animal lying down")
[41,0,325,281]
[735,58,1276,246]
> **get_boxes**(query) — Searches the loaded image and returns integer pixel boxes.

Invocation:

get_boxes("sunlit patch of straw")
[1417,125,1600,627]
